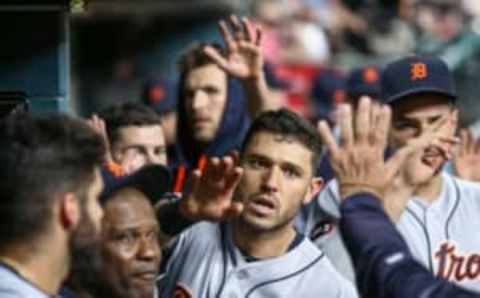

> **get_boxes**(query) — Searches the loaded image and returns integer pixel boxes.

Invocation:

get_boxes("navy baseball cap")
[311,69,346,120]
[142,78,177,114]
[381,55,456,104]
[100,164,172,205]
[347,66,381,99]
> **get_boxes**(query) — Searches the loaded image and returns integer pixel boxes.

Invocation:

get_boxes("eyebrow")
[110,223,159,233]
[245,153,305,174]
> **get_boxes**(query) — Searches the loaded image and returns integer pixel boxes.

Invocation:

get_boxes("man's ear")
[59,193,80,230]
[303,177,324,205]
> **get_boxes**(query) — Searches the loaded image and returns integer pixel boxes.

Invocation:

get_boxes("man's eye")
[283,167,300,179]
[394,122,416,130]
[146,230,159,241]
[247,159,267,169]
[115,233,135,245]
[204,87,219,94]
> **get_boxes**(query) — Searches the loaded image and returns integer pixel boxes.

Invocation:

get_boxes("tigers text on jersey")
[305,172,480,293]
[158,222,358,298]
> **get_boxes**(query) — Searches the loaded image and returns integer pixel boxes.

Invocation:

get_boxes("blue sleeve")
[339,193,479,298]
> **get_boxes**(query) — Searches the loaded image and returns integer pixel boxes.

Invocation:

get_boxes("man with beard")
[307,56,480,292]
[157,109,357,298]
[0,114,105,297]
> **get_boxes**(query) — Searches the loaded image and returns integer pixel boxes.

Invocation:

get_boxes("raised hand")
[453,128,480,182]
[86,114,113,163]
[179,154,244,222]
[383,113,459,221]
[318,97,409,199]
[204,15,263,80]
[318,97,457,201]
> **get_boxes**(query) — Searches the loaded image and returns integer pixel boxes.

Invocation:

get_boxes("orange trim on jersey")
[104,161,124,177]
[197,154,207,172]
[173,165,187,193]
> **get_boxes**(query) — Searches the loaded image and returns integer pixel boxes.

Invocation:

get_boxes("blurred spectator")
[414,0,480,124]
[142,78,178,163]
[253,0,287,64]
[280,6,331,64]
[346,65,381,104]
[95,56,143,113]
[310,69,346,125]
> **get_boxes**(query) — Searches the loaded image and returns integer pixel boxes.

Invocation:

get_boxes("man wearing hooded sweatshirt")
[170,16,282,191]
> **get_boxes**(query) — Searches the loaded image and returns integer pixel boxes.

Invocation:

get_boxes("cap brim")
[385,87,456,104]
[101,164,172,205]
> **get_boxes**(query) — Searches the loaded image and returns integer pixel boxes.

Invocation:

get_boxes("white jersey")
[306,172,480,292]
[158,222,358,298]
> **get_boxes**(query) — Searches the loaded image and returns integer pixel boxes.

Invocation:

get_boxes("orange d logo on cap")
[411,62,428,81]
[363,67,379,83]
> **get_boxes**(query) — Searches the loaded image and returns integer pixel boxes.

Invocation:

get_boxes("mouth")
[193,117,210,126]
[422,149,446,169]
[131,270,158,283]
[247,196,277,217]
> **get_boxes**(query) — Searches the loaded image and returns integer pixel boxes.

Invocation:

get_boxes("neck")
[232,220,296,259]
[0,242,68,295]
[414,173,444,204]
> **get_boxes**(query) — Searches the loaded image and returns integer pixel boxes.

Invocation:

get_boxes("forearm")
[340,194,477,298]
[241,72,282,118]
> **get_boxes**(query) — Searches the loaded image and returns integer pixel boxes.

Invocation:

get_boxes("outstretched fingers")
[338,104,353,148]
[204,45,230,72]
[318,120,340,160]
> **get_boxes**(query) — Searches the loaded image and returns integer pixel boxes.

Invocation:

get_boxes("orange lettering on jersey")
[435,241,480,282]
[173,283,192,298]
[411,63,428,81]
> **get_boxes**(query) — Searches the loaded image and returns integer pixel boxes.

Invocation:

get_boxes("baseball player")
[317,97,480,298]
[305,55,480,292]
[156,109,358,298]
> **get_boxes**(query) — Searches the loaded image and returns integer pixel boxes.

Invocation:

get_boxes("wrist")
[339,184,384,201]
[242,69,265,85]
[178,196,200,222]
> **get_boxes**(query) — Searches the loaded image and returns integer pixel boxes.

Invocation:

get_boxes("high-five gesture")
[453,128,480,182]
[179,154,244,222]
[318,96,459,204]
[318,97,409,199]
[204,15,263,80]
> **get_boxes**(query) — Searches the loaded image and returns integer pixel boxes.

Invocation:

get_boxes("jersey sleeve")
[339,193,480,298]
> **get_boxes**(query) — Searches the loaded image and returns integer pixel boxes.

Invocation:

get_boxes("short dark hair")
[241,108,323,173]
[0,114,105,249]
[99,102,162,146]
[177,42,225,76]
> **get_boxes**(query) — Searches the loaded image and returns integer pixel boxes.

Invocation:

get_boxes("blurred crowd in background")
[72,0,480,127]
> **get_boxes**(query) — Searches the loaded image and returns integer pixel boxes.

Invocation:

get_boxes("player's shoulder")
[171,221,223,256]
[298,239,358,297]
[315,179,341,216]
[447,173,480,203]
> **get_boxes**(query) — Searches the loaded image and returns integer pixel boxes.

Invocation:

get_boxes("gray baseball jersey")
[305,172,480,292]
[158,222,358,298]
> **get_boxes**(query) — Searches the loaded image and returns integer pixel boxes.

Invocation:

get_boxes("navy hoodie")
[169,75,250,189]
